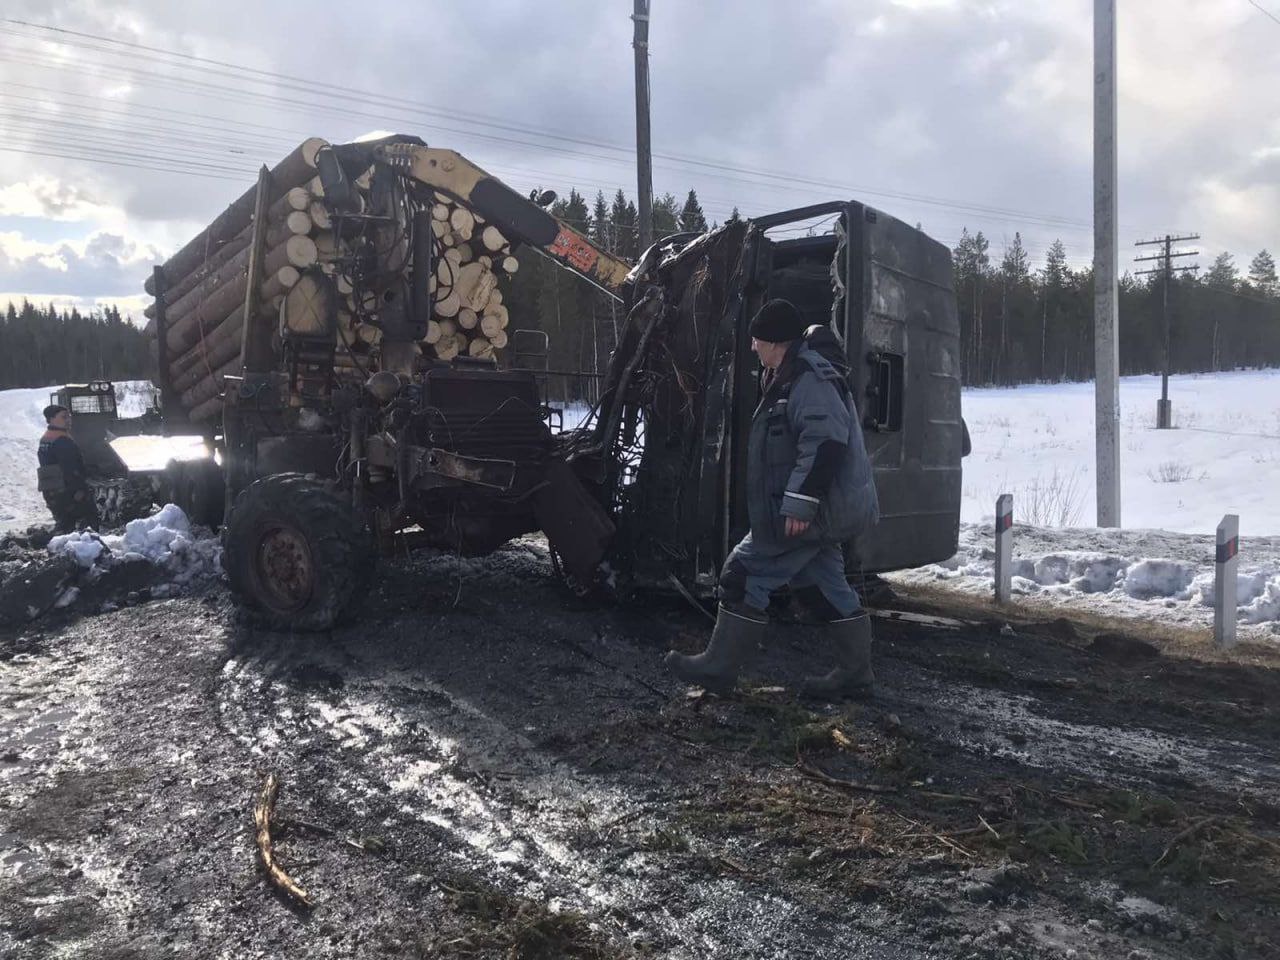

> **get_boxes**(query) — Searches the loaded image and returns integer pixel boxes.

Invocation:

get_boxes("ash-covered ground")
[2,530,1278,959]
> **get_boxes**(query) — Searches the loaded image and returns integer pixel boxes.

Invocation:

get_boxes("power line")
[0,32,1146,258]
[0,19,1102,234]
[1246,0,1280,27]
[0,71,1103,245]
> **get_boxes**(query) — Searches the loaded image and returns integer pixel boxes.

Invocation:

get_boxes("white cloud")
[0,178,115,222]
[0,228,162,312]
[0,0,1274,308]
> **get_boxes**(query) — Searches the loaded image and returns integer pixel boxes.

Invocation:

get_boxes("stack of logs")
[144,137,521,423]
[336,189,519,370]
[419,191,517,362]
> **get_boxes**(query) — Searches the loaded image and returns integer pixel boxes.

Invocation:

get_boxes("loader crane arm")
[370,143,633,300]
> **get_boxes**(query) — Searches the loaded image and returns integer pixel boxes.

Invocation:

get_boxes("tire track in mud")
[0,616,198,955]
[216,634,927,959]
[887,672,1280,802]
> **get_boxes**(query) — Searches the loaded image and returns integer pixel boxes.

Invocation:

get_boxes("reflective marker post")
[995,494,1013,605]
[1214,514,1239,650]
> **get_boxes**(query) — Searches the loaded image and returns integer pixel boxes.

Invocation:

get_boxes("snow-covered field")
[958,369,1280,535]
[3,373,1278,637]
[894,369,1280,640]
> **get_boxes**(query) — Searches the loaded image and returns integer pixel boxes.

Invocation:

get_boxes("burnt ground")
[1,535,1279,959]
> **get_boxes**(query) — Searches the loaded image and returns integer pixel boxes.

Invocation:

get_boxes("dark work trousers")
[719,531,861,618]
[44,490,100,534]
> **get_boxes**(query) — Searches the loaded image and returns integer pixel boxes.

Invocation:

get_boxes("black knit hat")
[748,299,807,343]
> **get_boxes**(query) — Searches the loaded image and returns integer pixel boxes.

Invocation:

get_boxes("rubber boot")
[801,611,875,699]
[665,604,767,695]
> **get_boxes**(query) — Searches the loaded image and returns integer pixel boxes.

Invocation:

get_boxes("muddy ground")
[1,535,1278,959]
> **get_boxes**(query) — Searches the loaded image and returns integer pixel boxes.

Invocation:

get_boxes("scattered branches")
[253,772,314,909]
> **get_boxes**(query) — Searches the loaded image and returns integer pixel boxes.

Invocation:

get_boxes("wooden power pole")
[1135,233,1200,428]
[632,0,653,253]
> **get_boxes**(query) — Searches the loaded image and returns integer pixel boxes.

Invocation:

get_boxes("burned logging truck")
[140,134,965,629]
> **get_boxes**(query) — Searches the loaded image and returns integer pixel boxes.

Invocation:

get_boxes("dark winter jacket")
[745,330,879,548]
[37,430,91,505]
[38,430,88,485]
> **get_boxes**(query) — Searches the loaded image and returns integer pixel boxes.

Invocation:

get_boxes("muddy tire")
[222,473,372,631]
[168,459,225,531]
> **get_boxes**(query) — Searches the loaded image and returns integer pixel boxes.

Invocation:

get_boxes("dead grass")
[892,579,1280,669]
[424,874,639,959]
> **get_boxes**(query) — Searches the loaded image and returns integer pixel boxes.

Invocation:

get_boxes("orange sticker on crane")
[549,227,600,274]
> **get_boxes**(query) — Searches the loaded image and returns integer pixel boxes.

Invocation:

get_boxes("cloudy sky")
[0,0,1276,320]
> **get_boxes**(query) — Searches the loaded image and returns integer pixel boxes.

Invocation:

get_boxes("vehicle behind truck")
[129,134,964,628]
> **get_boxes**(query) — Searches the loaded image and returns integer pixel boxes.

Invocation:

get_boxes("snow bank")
[48,503,222,595]
[890,522,1280,636]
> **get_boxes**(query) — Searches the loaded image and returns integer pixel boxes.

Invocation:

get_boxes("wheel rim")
[253,525,314,612]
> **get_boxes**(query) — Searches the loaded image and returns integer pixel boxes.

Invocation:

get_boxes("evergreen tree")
[1248,249,1277,296]
[1000,233,1031,285]
[609,190,639,260]
[0,299,151,389]
[679,190,708,233]
[1205,251,1238,290]
[1039,239,1068,380]
[652,192,680,240]
[726,206,742,225]
[590,191,613,252]
[997,234,1030,385]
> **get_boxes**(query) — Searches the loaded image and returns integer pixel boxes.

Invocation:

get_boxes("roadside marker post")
[995,494,1013,605]
[1214,514,1239,650]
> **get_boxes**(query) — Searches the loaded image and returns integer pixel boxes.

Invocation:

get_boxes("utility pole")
[632,0,653,253]
[1135,234,1200,428]
[1093,0,1121,527]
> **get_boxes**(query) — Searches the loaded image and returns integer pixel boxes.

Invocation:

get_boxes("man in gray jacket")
[665,299,879,698]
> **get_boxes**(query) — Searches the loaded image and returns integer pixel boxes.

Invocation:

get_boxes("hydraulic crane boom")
[370,142,633,300]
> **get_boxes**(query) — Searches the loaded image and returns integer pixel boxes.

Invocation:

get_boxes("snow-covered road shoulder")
[888,522,1280,641]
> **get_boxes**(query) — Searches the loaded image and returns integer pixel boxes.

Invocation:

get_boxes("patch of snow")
[48,531,109,568]
[889,521,1280,637]
[45,503,222,593]
[1120,559,1198,600]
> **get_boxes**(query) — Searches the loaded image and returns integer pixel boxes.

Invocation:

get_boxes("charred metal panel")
[534,458,616,586]
[410,447,518,492]
[592,222,751,589]
[416,366,549,461]
[844,203,962,571]
[596,204,961,593]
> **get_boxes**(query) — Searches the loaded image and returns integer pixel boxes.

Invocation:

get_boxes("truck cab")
[736,202,965,575]
[582,202,967,595]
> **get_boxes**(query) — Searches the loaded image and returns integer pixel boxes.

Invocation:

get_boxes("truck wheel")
[222,473,372,631]
[183,460,225,530]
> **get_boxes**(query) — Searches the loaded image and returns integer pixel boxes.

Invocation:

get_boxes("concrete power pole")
[1093,0,1121,527]
[632,0,654,253]
[1135,233,1200,428]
